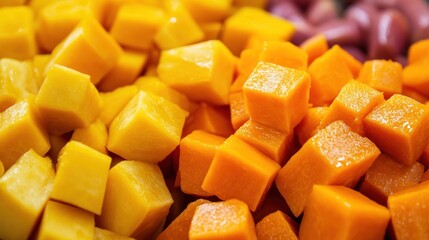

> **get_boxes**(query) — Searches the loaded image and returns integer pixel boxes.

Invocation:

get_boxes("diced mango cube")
[50,141,111,215]
[46,17,122,84]
[98,85,139,127]
[229,91,250,130]
[179,130,225,197]
[158,40,235,105]
[95,227,136,240]
[108,91,188,163]
[97,50,148,92]
[71,119,109,154]
[0,97,50,170]
[134,76,191,111]
[189,199,257,240]
[276,121,380,217]
[243,62,310,132]
[199,22,223,41]
[36,64,102,135]
[36,0,89,52]
[154,2,204,50]
[182,0,232,22]
[300,185,390,240]
[37,200,95,240]
[110,4,166,50]
[295,106,329,145]
[0,150,55,240]
[202,135,280,211]
[99,161,173,239]
[0,58,38,112]
[32,54,51,90]
[221,7,295,56]
[0,6,37,60]
[364,94,429,165]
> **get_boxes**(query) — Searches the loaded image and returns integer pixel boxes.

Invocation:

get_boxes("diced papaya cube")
[276,120,380,217]
[359,154,424,205]
[110,4,166,50]
[308,47,354,107]
[256,210,298,240]
[295,106,329,146]
[182,0,231,22]
[99,161,173,239]
[388,181,429,240]
[199,22,222,41]
[108,91,188,163]
[300,34,329,64]
[37,200,95,240]
[319,80,385,135]
[154,2,204,50]
[300,185,390,240]
[46,17,122,84]
[0,6,36,60]
[182,103,234,138]
[401,86,429,103]
[0,97,50,170]
[0,150,55,240]
[201,135,280,211]
[97,50,148,92]
[98,85,139,127]
[50,141,111,215]
[189,199,257,240]
[408,39,429,64]
[363,94,429,165]
[221,7,295,56]
[134,76,191,111]
[71,119,109,154]
[157,199,210,240]
[402,62,429,97]
[235,120,294,164]
[36,64,102,135]
[179,130,224,197]
[36,0,88,52]
[243,62,310,132]
[95,227,136,240]
[358,60,403,98]
[0,58,38,112]
[230,91,249,130]
[329,45,362,77]
[158,40,235,105]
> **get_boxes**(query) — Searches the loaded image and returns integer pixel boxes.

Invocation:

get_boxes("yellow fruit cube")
[157,40,236,105]
[0,97,50,170]
[50,141,112,215]
[221,7,295,56]
[154,2,204,50]
[182,0,232,22]
[46,17,122,84]
[0,150,55,240]
[32,54,51,90]
[37,200,95,240]
[107,91,188,163]
[99,161,173,238]
[71,119,109,154]
[97,50,148,92]
[134,76,191,111]
[36,0,89,52]
[36,64,102,135]
[99,85,139,127]
[110,4,166,50]
[95,227,136,240]
[200,22,223,41]
[0,6,37,60]
[0,58,38,112]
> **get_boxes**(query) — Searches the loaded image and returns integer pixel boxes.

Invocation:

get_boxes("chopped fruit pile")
[1,0,429,240]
